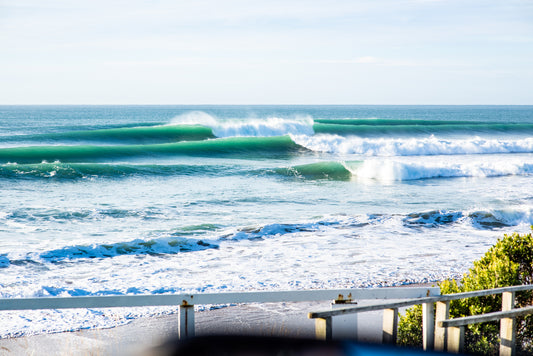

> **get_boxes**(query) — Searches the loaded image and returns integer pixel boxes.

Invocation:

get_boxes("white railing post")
[382,308,398,344]
[422,302,435,351]
[178,304,195,339]
[500,291,516,356]
[315,317,333,340]
[434,300,450,351]
[447,326,465,353]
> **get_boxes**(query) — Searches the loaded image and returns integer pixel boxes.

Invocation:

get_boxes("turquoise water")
[1,105,533,335]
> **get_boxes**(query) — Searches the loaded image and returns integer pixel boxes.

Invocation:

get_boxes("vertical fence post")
[422,302,435,351]
[447,326,465,354]
[315,317,333,340]
[179,304,195,339]
[382,308,398,344]
[500,291,516,356]
[434,301,450,352]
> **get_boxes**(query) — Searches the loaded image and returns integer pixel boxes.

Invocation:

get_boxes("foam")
[352,159,533,181]
[291,134,533,156]
[1,210,532,337]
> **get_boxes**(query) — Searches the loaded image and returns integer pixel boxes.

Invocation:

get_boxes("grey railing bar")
[439,305,533,328]
[309,298,435,319]
[435,284,533,301]
[0,287,439,312]
[308,284,533,319]
[0,294,184,311]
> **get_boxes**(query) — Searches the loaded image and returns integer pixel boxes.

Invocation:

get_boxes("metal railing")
[0,287,439,339]
[308,284,533,356]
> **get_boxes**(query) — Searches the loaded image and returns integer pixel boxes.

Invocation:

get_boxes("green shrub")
[398,230,533,355]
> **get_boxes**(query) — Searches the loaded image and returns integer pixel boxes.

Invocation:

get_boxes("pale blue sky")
[1,0,532,104]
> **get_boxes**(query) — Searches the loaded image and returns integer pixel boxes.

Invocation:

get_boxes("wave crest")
[39,237,218,263]
[171,111,314,138]
[291,135,533,156]
[353,159,533,181]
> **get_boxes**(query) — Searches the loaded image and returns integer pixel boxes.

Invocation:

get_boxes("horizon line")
[1,103,532,107]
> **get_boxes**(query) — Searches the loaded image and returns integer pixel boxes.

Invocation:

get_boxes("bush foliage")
[398,230,533,355]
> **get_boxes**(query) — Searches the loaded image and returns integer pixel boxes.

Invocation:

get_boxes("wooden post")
[422,302,435,351]
[500,291,516,356]
[315,317,333,340]
[382,308,398,344]
[447,326,465,353]
[434,301,450,351]
[179,304,195,339]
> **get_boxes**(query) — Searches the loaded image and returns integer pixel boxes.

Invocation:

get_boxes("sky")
[1,0,532,105]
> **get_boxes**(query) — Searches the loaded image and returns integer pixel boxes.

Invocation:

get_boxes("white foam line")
[291,135,533,156]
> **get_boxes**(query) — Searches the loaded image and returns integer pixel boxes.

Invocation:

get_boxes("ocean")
[1,105,532,336]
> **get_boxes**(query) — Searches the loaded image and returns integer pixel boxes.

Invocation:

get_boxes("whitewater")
[0,105,532,336]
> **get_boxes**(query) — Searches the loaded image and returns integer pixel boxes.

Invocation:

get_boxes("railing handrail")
[0,287,440,341]
[308,284,533,319]
[435,284,533,301]
[308,284,533,355]
[439,305,533,328]
[0,287,439,311]
[309,297,436,319]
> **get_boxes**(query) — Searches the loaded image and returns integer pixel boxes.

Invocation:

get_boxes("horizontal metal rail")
[308,284,533,356]
[0,287,438,311]
[439,305,533,328]
[309,298,435,319]
[308,284,533,320]
[437,292,533,355]
[0,287,439,340]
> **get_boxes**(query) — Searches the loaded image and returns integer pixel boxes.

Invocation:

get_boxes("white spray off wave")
[291,135,533,156]
[171,111,314,137]
[351,160,533,181]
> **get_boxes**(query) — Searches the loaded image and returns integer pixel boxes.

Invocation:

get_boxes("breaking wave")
[292,135,533,156]
[171,111,315,137]
[0,124,215,145]
[3,159,533,182]
[2,208,532,270]
[0,136,304,164]
[352,159,533,181]
[39,237,218,263]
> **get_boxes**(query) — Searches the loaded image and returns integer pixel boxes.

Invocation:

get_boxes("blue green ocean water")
[1,105,533,335]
